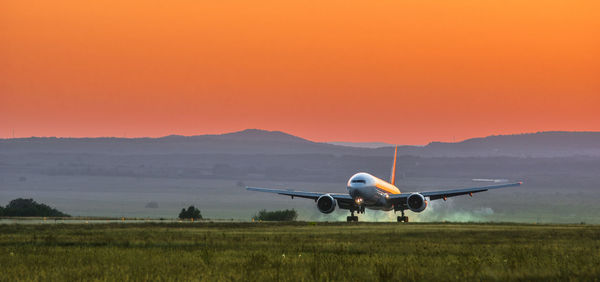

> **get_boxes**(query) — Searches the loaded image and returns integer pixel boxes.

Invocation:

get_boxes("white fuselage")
[346,172,401,211]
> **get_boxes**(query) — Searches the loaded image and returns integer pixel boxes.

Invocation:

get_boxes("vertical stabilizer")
[390,145,398,185]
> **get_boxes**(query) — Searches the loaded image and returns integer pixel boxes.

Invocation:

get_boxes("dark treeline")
[253,209,298,221]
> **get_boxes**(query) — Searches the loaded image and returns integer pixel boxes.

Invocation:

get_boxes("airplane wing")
[388,182,521,202]
[246,187,353,201]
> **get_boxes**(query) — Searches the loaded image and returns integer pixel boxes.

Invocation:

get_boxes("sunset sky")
[1,1,599,144]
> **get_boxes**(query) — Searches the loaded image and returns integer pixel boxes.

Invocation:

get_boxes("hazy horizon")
[4,128,600,146]
[2,130,600,223]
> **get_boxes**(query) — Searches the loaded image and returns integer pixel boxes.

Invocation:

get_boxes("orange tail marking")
[390,145,398,185]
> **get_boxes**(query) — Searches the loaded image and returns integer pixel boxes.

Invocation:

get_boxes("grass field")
[1,222,599,281]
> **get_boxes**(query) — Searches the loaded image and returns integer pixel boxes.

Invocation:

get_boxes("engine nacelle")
[316,194,336,214]
[407,193,427,212]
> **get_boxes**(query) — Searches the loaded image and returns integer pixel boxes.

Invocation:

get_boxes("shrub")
[178,206,202,220]
[0,198,70,217]
[253,209,297,221]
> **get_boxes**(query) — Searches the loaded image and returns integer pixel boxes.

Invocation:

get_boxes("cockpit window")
[351,179,366,184]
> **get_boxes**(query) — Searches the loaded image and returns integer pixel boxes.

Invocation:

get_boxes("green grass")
[1,222,599,281]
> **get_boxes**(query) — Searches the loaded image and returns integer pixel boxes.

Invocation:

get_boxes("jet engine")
[316,194,336,214]
[407,193,427,212]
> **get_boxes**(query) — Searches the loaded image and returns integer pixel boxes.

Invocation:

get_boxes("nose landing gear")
[347,211,358,222]
[346,205,364,222]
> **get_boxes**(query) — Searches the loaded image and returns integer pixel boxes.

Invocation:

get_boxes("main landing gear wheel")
[347,216,358,222]
[397,216,409,222]
[347,211,359,222]
[397,210,409,222]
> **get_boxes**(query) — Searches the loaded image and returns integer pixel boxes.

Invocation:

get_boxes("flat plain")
[1,222,599,281]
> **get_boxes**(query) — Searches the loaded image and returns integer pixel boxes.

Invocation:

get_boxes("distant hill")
[421,131,600,157]
[0,129,370,155]
[1,129,600,157]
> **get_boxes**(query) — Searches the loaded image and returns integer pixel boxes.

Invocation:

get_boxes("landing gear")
[347,210,359,222]
[397,210,409,222]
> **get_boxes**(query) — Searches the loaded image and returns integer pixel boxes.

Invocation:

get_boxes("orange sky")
[1,1,599,144]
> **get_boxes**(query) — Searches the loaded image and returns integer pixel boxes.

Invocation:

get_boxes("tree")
[253,209,297,221]
[0,198,69,217]
[178,206,202,220]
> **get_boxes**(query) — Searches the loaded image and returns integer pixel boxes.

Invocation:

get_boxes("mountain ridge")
[2,129,600,157]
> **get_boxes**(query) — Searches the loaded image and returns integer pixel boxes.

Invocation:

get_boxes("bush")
[253,209,297,221]
[0,198,70,217]
[178,206,202,220]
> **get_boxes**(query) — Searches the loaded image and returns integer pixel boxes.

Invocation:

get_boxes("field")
[1,222,599,281]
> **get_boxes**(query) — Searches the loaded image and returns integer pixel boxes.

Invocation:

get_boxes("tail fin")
[390,145,398,185]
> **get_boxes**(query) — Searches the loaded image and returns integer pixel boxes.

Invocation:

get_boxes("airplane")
[246,146,522,222]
